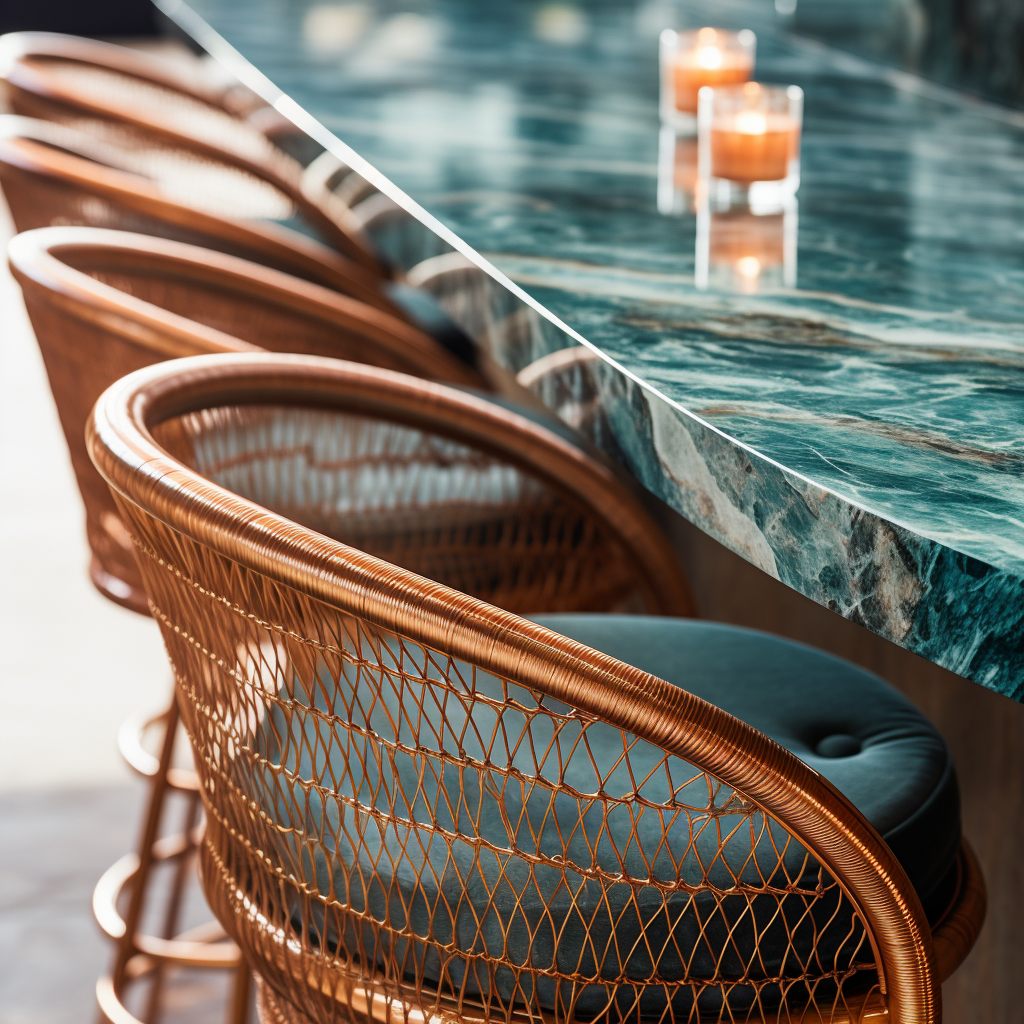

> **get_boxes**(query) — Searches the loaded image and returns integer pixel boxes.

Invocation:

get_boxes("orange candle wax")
[674,48,752,113]
[710,111,799,183]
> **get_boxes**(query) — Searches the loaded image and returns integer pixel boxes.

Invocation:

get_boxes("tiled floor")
[0,128,229,1022]
[0,785,143,1024]
[0,784,234,1024]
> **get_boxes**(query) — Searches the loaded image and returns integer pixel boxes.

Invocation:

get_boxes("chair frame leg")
[94,692,247,1024]
[113,696,179,991]
[229,962,253,1024]
[141,789,202,1024]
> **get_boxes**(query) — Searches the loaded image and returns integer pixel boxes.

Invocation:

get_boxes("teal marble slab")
[160,0,1024,697]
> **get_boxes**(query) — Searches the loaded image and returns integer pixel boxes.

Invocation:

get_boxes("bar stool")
[87,353,984,1024]
[0,31,274,128]
[0,115,396,312]
[9,225,483,609]
[0,31,380,272]
[5,227,492,1024]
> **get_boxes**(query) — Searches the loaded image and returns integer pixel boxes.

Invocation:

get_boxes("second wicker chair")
[9,225,484,611]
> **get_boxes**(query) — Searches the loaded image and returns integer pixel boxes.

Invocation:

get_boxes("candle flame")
[736,256,761,279]
[696,45,723,69]
[734,111,767,135]
[696,27,718,43]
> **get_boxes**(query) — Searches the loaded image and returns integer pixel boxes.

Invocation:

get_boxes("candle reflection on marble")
[695,199,797,293]
[660,27,755,128]
[657,126,699,214]
[698,82,802,201]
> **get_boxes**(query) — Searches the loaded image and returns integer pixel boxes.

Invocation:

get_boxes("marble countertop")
[161,0,1024,698]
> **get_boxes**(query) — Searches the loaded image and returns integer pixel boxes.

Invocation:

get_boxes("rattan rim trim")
[7,226,482,386]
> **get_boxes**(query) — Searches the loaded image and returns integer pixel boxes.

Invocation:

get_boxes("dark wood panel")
[650,496,1023,1023]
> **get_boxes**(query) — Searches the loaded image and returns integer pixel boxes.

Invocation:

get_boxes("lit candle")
[711,108,798,182]
[698,82,803,192]
[672,28,755,114]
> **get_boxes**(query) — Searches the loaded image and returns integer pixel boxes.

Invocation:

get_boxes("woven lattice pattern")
[157,406,655,614]
[111,402,883,1024]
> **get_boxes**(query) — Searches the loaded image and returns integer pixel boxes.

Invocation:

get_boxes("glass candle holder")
[660,27,756,129]
[657,126,699,214]
[698,82,803,202]
[695,198,798,293]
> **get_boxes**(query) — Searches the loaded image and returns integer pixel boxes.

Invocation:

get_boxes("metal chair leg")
[141,789,202,1024]
[94,691,247,1024]
[113,693,180,991]
[229,962,253,1024]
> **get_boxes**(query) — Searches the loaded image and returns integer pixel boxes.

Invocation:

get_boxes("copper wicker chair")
[0,32,380,272]
[88,353,983,1024]
[0,31,270,122]
[0,115,399,312]
[6,226,492,1024]
[8,225,483,612]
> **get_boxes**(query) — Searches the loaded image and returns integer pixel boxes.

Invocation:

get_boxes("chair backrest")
[86,353,938,1024]
[0,32,382,273]
[0,116,398,314]
[8,226,483,612]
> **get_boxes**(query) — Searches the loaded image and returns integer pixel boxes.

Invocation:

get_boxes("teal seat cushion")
[534,616,960,909]
[251,616,958,1016]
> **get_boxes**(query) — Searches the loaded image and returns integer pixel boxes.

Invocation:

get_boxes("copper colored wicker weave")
[88,353,983,1024]
[0,32,381,272]
[8,225,484,614]
[0,31,267,119]
[0,115,399,312]
[6,225,479,1024]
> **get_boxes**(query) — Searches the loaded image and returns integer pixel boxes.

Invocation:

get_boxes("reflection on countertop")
[695,200,797,293]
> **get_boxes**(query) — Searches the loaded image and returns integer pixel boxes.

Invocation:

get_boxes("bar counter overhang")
[158,0,1024,704]
[152,0,1023,690]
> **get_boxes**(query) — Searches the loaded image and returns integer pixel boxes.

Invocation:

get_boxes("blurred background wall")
[0,0,159,38]
[789,0,1024,108]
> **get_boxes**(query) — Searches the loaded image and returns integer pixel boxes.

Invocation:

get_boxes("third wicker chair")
[0,115,395,311]
[87,352,984,1024]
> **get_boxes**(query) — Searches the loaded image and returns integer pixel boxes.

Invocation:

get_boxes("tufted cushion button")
[815,733,863,757]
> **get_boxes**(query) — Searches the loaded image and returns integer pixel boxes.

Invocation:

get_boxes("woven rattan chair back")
[0,32,380,272]
[85,353,974,1024]
[0,115,397,311]
[0,31,265,117]
[8,226,484,612]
